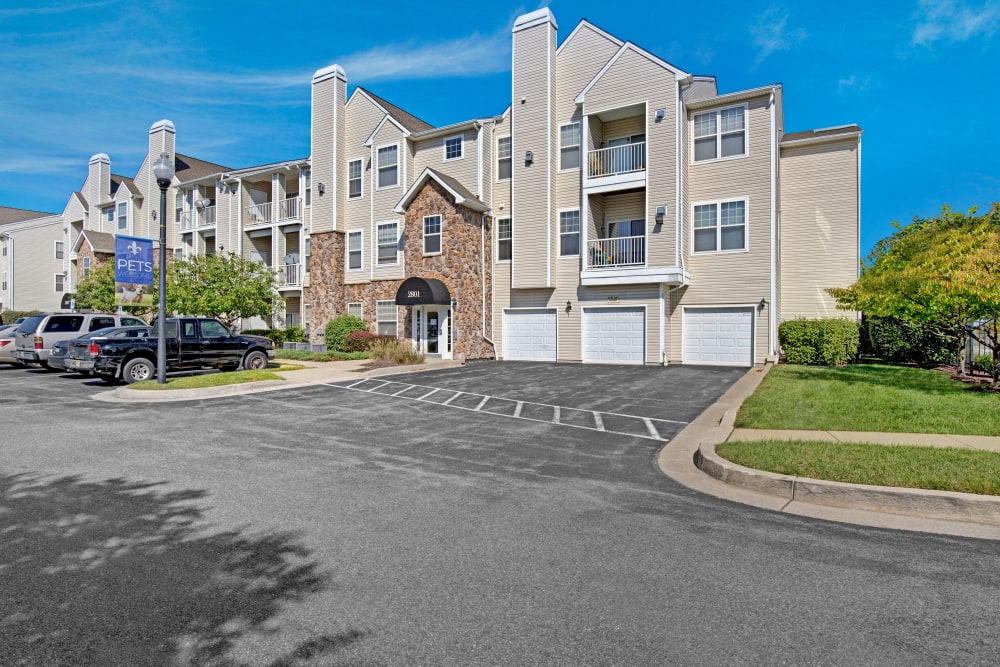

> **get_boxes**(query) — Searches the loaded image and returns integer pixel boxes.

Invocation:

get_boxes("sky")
[0,0,997,256]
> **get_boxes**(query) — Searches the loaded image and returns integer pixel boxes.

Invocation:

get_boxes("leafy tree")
[74,262,117,312]
[165,252,279,328]
[829,203,1000,383]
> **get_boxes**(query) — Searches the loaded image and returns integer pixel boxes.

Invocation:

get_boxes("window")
[304,237,311,273]
[444,135,463,160]
[89,316,115,331]
[83,256,91,276]
[377,222,398,265]
[693,199,747,252]
[175,192,183,224]
[174,246,185,262]
[377,145,398,189]
[560,122,581,170]
[376,300,397,336]
[55,274,64,292]
[304,170,312,206]
[496,136,512,181]
[105,207,115,228]
[121,317,146,327]
[348,159,362,198]
[348,231,362,270]
[2,271,6,290]
[496,218,511,262]
[117,202,128,230]
[423,215,442,254]
[54,241,64,259]
[559,210,580,256]
[201,320,230,338]
[694,106,746,162]
[347,302,363,319]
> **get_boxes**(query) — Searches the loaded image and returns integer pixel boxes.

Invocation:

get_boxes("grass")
[716,440,1000,496]
[130,369,283,390]
[736,363,1000,435]
[275,349,369,362]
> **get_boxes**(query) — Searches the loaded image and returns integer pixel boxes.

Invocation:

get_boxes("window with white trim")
[376,300,397,336]
[304,237,311,273]
[423,214,442,255]
[496,218,511,262]
[377,145,398,189]
[2,270,6,290]
[304,169,312,206]
[559,211,580,256]
[348,159,362,199]
[83,256,91,277]
[444,135,463,160]
[175,192,183,224]
[117,201,128,231]
[693,199,747,252]
[347,231,362,270]
[174,246,185,262]
[55,273,64,292]
[560,122,581,170]
[496,136,511,181]
[54,241,64,260]
[105,207,114,228]
[347,302,362,319]
[693,106,746,162]
[376,222,398,265]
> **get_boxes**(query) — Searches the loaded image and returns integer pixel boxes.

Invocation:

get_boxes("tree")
[165,252,280,328]
[74,262,118,312]
[829,203,1000,383]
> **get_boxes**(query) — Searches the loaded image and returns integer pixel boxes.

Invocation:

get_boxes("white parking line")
[643,418,659,439]
[553,406,561,425]
[442,392,460,405]
[513,401,524,418]
[417,388,440,400]
[474,396,490,411]
[593,412,605,431]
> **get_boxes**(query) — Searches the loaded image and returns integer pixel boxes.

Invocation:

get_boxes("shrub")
[325,315,367,352]
[779,318,860,366]
[342,330,395,353]
[973,354,996,376]
[368,338,425,365]
[1,309,42,324]
[283,325,306,343]
[860,316,954,366]
[242,328,283,346]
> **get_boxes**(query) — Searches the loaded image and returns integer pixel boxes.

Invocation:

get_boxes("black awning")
[395,277,451,306]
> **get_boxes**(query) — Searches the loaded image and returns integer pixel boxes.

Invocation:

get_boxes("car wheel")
[242,350,268,371]
[122,357,155,384]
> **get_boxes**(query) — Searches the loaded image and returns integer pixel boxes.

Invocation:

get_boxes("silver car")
[0,328,17,365]
[13,313,147,368]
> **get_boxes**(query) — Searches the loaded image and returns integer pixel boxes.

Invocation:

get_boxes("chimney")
[147,119,176,241]
[310,64,347,234]
[87,153,111,230]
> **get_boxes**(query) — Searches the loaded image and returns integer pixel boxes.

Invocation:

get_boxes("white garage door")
[504,309,557,361]
[583,307,645,365]
[683,308,753,366]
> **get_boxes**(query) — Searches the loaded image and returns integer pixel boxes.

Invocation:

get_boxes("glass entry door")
[413,306,451,359]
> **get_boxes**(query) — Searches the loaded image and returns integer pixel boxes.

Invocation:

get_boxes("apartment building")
[0,206,64,312]
[303,7,860,365]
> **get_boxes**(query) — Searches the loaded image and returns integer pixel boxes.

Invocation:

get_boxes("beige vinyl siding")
[492,114,512,214]
[581,48,678,270]
[343,93,385,239]
[679,93,775,363]
[3,216,66,311]
[369,121,406,282]
[62,194,87,229]
[511,18,556,289]
[411,129,480,191]
[310,75,344,234]
[779,137,860,319]
[602,191,644,224]
[681,79,718,103]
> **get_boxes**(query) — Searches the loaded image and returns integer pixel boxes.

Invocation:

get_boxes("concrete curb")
[657,364,1000,539]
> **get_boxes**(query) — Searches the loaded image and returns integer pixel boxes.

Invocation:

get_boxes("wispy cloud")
[912,0,1000,45]
[0,0,121,20]
[838,74,873,92]
[749,7,807,65]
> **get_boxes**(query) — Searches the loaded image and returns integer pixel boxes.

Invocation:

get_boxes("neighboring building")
[0,206,65,312]
[304,7,861,365]
[6,6,860,366]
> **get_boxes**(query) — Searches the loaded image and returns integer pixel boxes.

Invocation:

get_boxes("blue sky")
[1,0,997,256]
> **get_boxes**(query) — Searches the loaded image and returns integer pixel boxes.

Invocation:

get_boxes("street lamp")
[152,152,174,384]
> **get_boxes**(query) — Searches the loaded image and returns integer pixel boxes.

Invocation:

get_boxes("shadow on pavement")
[0,472,362,665]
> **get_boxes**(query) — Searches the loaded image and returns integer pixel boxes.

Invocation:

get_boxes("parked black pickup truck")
[67,317,275,384]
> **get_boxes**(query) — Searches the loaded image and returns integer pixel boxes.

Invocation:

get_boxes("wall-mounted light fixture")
[654,108,665,122]
[655,205,666,223]
[524,151,533,165]
[758,298,767,312]
[451,298,458,309]
[316,183,326,196]
[565,300,572,313]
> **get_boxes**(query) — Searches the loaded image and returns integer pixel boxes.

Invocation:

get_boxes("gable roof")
[392,167,489,214]
[575,41,690,104]
[73,229,116,254]
[175,153,230,182]
[364,113,412,146]
[556,19,623,55]
[71,191,89,212]
[357,88,434,134]
[0,206,55,226]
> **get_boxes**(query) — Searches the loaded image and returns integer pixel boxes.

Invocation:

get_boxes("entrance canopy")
[395,277,451,306]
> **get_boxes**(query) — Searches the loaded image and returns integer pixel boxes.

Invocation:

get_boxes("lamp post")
[152,152,174,384]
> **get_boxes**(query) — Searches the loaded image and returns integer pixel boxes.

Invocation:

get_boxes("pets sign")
[114,235,155,308]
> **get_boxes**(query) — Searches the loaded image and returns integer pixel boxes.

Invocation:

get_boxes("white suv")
[12,312,148,368]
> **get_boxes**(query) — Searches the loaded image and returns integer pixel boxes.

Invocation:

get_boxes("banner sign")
[114,235,155,308]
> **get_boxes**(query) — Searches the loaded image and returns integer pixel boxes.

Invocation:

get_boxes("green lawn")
[736,364,1000,435]
[130,369,283,390]
[275,349,368,362]
[716,440,1000,496]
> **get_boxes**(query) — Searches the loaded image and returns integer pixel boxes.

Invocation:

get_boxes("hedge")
[779,318,860,366]
[342,330,395,353]
[241,326,306,347]
[325,315,367,352]
[859,316,954,366]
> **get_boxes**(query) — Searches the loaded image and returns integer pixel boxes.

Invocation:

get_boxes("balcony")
[180,206,217,231]
[245,196,302,228]
[279,263,301,288]
[582,142,647,193]
[580,233,688,287]
[587,235,645,269]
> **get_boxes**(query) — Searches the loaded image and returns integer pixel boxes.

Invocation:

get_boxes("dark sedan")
[64,326,154,374]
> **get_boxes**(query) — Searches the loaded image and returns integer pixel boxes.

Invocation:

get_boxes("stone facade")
[305,180,495,359]
[74,240,112,285]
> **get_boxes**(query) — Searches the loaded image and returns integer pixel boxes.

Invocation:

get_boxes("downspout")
[476,121,484,197]
[236,176,244,260]
[768,90,777,362]
[481,213,496,356]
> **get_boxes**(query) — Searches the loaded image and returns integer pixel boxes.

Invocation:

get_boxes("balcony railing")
[587,235,645,269]
[245,202,272,227]
[278,196,301,221]
[180,206,217,231]
[280,263,301,287]
[587,142,646,179]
